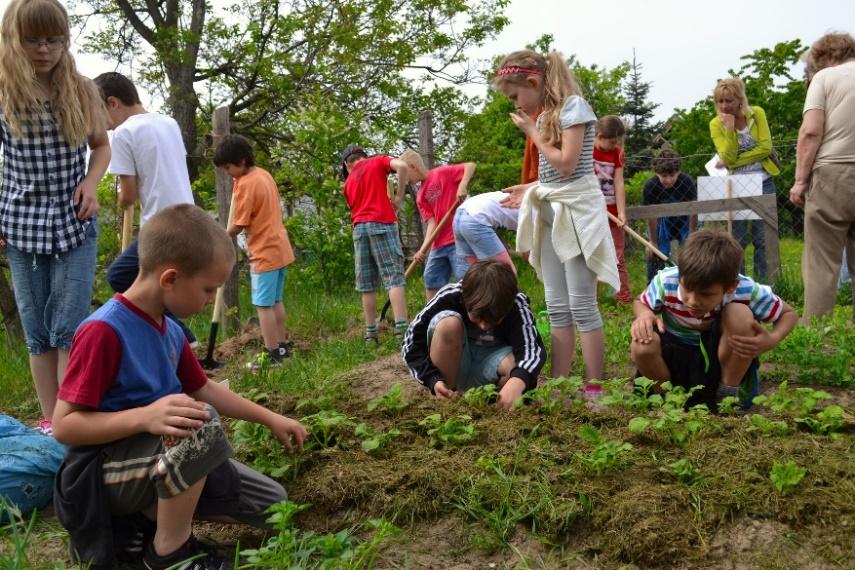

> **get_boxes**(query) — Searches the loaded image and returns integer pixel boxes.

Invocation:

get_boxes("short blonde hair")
[399,149,428,180]
[139,204,235,276]
[713,78,751,116]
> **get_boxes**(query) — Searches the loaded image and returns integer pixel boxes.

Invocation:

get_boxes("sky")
[2,0,853,119]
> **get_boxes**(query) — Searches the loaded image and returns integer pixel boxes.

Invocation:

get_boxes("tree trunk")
[0,263,23,346]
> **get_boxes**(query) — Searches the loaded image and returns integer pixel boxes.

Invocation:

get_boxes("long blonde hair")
[495,50,582,148]
[713,78,752,118]
[0,0,104,145]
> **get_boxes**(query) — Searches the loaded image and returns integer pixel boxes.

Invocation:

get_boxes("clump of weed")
[571,424,633,475]
[366,383,408,416]
[232,420,311,480]
[418,414,478,447]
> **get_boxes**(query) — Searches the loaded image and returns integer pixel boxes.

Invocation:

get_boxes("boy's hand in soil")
[631,313,665,344]
[268,415,309,453]
[496,378,526,411]
[144,394,210,438]
[433,380,456,400]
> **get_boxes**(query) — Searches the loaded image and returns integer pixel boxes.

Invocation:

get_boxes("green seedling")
[601,377,664,411]
[232,420,311,480]
[525,376,584,413]
[354,423,402,453]
[572,424,633,475]
[795,404,847,435]
[462,383,498,407]
[367,383,408,416]
[717,396,741,415]
[628,383,709,446]
[240,501,400,569]
[660,458,704,487]
[301,410,355,447]
[746,414,791,437]
[752,381,832,415]
[418,413,478,447]
[770,460,807,495]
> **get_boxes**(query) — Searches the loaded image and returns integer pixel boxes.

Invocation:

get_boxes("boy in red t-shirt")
[593,115,631,304]
[414,161,476,299]
[214,135,296,364]
[341,145,427,343]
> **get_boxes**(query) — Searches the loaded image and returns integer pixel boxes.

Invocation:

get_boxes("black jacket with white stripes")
[401,282,546,394]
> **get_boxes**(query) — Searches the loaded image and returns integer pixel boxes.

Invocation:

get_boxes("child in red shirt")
[593,115,631,304]
[341,145,427,342]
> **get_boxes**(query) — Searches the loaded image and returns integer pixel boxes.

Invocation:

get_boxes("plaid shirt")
[0,102,90,255]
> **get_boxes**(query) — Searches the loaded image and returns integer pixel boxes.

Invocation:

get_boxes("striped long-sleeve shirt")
[640,266,785,345]
[401,283,546,394]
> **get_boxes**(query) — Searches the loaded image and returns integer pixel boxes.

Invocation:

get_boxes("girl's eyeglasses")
[22,37,65,50]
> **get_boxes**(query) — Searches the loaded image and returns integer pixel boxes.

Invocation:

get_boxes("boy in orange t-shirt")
[214,135,295,363]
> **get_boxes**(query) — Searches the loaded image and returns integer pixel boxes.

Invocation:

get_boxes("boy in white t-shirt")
[452,191,521,274]
[95,72,197,342]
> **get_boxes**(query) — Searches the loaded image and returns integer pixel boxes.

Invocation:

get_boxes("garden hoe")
[200,193,235,369]
[607,211,675,266]
[379,196,463,322]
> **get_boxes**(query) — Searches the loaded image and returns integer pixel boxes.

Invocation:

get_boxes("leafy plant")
[770,461,807,495]
[752,381,832,415]
[601,377,664,411]
[367,384,408,416]
[660,458,704,487]
[354,423,402,454]
[302,410,355,448]
[418,414,478,447]
[572,425,633,475]
[717,396,742,415]
[795,405,848,436]
[628,383,710,446]
[239,501,400,569]
[232,420,311,480]
[525,376,584,414]
[462,383,498,407]
[746,414,791,437]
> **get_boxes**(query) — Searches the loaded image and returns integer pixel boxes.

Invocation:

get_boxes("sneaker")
[583,384,605,411]
[143,535,232,570]
[36,419,53,436]
[364,334,379,345]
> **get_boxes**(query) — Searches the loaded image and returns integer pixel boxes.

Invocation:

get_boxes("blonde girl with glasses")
[0,0,110,434]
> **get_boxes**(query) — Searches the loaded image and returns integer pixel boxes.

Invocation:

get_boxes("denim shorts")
[6,220,98,354]
[251,266,288,307]
[427,310,512,392]
[423,243,468,288]
[453,208,506,260]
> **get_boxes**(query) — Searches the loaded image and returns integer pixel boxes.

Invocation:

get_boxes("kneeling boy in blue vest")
[631,230,797,410]
[402,259,546,410]
[52,204,308,569]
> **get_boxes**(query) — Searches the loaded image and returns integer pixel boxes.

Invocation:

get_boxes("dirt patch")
[340,353,426,402]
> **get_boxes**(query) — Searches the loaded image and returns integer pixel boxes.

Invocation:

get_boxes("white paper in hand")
[705,154,728,176]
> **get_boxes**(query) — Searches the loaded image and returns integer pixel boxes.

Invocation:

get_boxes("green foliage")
[621,52,661,175]
[524,376,584,414]
[795,405,847,436]
[572,425,633,475]
[462,383,498,407]
[0,498,38,569]
[769,461,807,496]
[302,410,355,448]
[660,458,704,487]
[233,420,309,480]
[601,377,664,412]
[751,381,832,415]
[746,414,791,437]
[625,169,653,206]
[367,384,408,416]
[240,501,399,569]
[418,414,478,447]
[717,396,742,415]
[627,383,710,446]
[354,423,402,454]
[767,316,855,387]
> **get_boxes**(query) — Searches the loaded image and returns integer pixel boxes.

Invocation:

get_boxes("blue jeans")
[423,244,467,289]
[452,208,506,260]
[732,177,776,282]
[106,239,197,343]
[6,221,98,354]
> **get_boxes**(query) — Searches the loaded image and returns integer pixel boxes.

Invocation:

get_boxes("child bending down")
[453,191,521,273]
[52,205,308,569]
[402,260,546,410]
[631,230,797,410]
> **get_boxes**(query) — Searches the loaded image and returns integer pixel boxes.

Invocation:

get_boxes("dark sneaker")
[143,535,232,570]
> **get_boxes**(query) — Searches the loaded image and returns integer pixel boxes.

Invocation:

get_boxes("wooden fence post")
[0,263,23,346]
[212,106,240,335]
